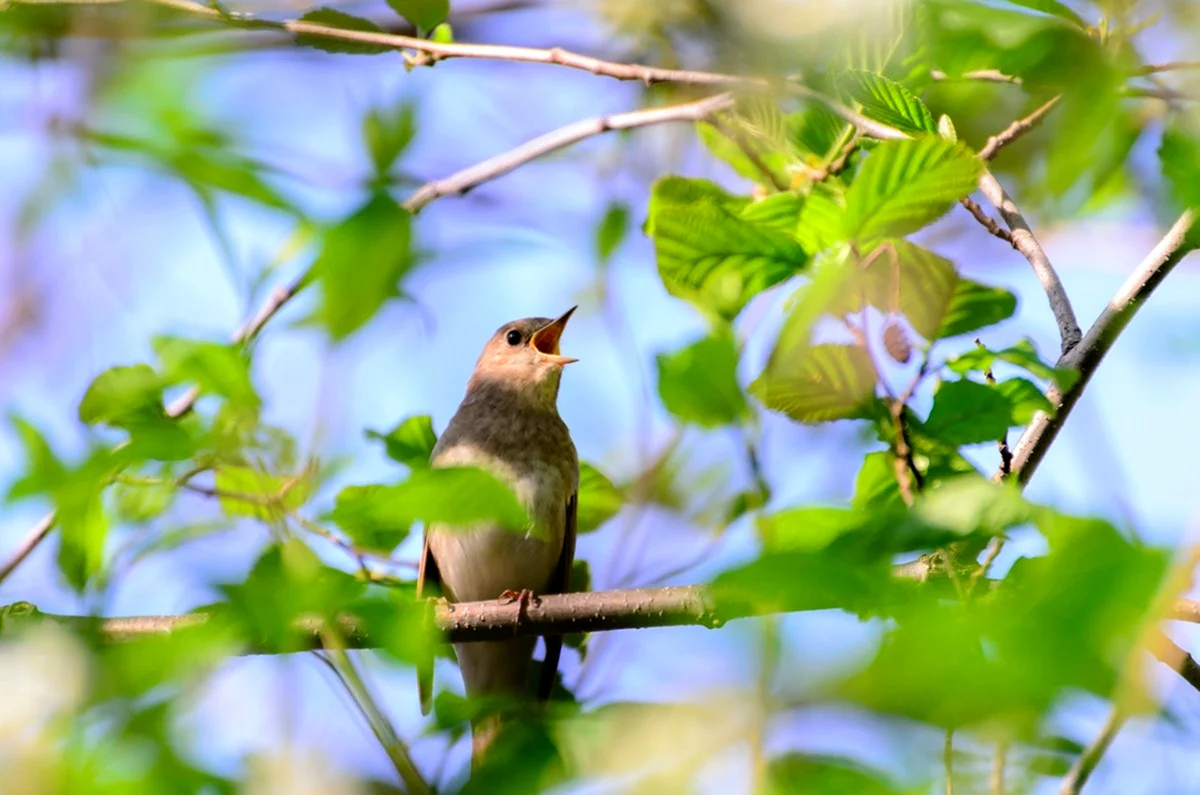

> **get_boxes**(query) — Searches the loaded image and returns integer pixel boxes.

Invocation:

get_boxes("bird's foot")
[498,588,539,631]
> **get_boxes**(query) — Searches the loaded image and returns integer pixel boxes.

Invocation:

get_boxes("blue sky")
[2,2,1200,792]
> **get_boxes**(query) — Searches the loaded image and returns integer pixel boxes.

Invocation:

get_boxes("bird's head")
[469,307,578,406]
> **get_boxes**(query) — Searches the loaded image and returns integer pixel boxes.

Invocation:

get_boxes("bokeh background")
[2,0,1200,792]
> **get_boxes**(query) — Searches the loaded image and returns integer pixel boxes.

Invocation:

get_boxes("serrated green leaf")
[794,182,846,253]
[595,202,630,265]
[789,105,846,161]
[366,414,437,469]
[936,278,1017,339]
[925,379,1012,445]
[295,8,391,55]
[741,193,804,233]
[751,343,877,424]
[844,240,959,340]
[577,462,622,533]
[843,137,983,242]
[840,70,937,135]
[947,338,1078,389]
[386,0,448,36]
[314,192,414,340]
[647,177,807,319]
[329,484,412,552]
[656,332,747,427]
[152,336,258,409]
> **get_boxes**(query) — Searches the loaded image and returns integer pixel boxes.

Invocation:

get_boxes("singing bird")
[416,307,579,765]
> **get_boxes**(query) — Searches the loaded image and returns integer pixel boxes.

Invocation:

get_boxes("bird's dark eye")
[505,329,522,346]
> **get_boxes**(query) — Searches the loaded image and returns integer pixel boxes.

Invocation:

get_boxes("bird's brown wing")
[416,529,442,716]
[537,490,577,701]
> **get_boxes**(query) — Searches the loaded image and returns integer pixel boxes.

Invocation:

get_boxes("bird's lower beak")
[530,306,578,366]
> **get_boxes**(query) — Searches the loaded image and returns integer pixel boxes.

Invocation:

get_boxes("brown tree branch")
[979,96,1061,162]
[959,196,1014,246]
[402,93,735,212]
[5,592,1200,648]
[1058,707,1126,795]
[1148,629,1200,695]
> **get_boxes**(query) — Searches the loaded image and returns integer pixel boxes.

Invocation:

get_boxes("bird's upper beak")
[530,306,578,366]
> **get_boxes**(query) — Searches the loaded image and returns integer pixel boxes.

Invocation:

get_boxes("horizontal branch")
[5,591,1200,649]
[402,93,734,213]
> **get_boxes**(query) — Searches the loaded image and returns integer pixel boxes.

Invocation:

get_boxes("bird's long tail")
[457,636,538,768]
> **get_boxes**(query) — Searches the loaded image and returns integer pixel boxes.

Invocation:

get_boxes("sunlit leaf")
[843,137,982,242]
[153,336,258,409]
[647,177,807,319]
[840,70,937,134]
[993,377,1054,423]
[947,338,1079,390]
[213,466,310,520]
[78,365,166,430]
[936,278,1017,339]
[751,343,877,424]
[387,0,448,36]
[329,484,412,552]
[924,379,1012,445]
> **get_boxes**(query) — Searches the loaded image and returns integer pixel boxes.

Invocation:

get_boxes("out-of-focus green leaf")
[1002,0,1086,27]
[78,365,165,430]
[789,105,846,161]
[947,338,1079,390]
[832,240,959,340]
[171,150,295,214]
[313,192,414,340]
[113,479,175,525]
[758,506,873,553]
[595,201,630,265]
[366,414,437,469]
[363,101,416,176]
[5,415,66,502]
[56,458,111,593]
[993,377,1054,423]
[765,754,905,795]
[936,278,1018,339]
[751,343,877,424]
[840,70,937,134]
[354,467,530,534]
[913,474,1034,537]
[577,463,622,533]
[853,451,906,513]
[924,379,1012,445]
[1160,119,1200,211]
[656,332,747,427]
[387,0,448,36]
[793,182,846,254]
[328,484,412,552]
[295,8,392,54]
[647,176,807,319]
[212,466,310,520]
[843,137,982,242]
[153,336,258,409]
[741,192,804,234]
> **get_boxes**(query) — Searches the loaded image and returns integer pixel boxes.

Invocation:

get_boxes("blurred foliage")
[2,0,1200,793]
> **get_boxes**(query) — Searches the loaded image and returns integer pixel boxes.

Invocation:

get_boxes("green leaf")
[758,506,874,554]
[329,484,412,552]
[113,480,175,525]
[366,414,438,469]
[295,8,391,55]
[1159,120,1200,211]
[1002,0,1087,28]
[947,338,1079,390]
[595,202,630,265]
[840,71,936,135]
[766,754,904,795]
[656,332,747,427]
[843,240,959,340]
[78,365,166,430]
[914,475,1034,537]
[363,102,415,176]
[577,462,622,533]
[936,278,1017,339]
[213,466,311,520]
[386,0,448,36]
[397,467,530,533]
[793,182,845,253]
[937,114,957,143]
[789,105,846,161]
[314,192,414,340]
[5,415,66,502]
[171,150,295,214]
[751,343,877,424]
[994,377,1054,423]
[853,451,906,512]
[153,336,258,408]
[924,379,1012,445]
[741,193,804,234]
[647,177,807,319]
[843,137,983,242]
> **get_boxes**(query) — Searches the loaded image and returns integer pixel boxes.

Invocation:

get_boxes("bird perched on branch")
[417,307,579,767]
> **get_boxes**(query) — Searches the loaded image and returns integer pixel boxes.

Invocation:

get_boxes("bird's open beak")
[530,306,578,366]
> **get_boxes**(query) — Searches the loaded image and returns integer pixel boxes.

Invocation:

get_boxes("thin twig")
[1059,708,1125,795]
[403,94,734,212]
[944,729,955,795]
[960,196,1014,246]
[931,69,1023,85]
[1148,629,1200,695]
[991,739,1008,795]
[1133,60,1200,76]
[316,633,431,795]
[979,96,1062,162]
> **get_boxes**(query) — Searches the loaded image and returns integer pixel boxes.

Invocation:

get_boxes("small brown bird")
[416,307,579,766]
